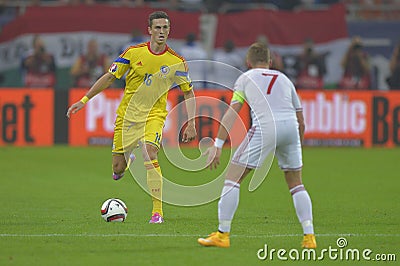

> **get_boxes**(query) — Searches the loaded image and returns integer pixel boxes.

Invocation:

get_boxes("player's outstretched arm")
[205,102,243,170]
[181,89,197,142]
[204,145,221,170]
[66,101,86,119]
[66,72,116,118]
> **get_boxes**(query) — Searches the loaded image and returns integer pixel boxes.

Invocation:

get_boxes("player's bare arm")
[206,101,243,170]
[181,89,197,143]
[296,111,305,145]
[66,72,116,118]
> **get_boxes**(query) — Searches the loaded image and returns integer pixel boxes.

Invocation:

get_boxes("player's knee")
[112,156,126,174]
[113,162,125,174]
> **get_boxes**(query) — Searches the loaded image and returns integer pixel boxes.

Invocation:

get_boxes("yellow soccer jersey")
[109,42,193,122]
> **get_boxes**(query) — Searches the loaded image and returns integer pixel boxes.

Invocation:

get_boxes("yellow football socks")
[144,159,163,216]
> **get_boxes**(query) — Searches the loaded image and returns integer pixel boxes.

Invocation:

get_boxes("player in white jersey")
[198,42,316,248]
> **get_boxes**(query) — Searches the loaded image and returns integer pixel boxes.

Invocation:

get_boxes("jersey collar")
[147,42,168,56]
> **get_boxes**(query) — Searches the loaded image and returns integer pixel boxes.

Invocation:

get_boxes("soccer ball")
[100,198,128,222]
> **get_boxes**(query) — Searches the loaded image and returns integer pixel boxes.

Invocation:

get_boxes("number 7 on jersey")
[262,73,278,95]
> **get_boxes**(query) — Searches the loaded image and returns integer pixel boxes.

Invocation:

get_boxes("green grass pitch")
[0,146,399,265]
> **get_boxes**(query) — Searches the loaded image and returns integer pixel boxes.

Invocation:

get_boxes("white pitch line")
[0,233,399,238]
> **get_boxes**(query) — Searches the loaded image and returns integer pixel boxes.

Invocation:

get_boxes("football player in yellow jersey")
[67,11,197,224]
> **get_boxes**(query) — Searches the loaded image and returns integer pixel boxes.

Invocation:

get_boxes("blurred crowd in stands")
[16,31,400,90]
[1,0,400,90]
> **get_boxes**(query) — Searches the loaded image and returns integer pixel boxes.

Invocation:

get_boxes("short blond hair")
[246,42,271,66]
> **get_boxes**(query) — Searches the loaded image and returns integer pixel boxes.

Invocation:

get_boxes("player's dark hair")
[247,42,271,66]
[148,11,170,27]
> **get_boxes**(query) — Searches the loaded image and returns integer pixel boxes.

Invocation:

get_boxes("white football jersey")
[233,68,302,125]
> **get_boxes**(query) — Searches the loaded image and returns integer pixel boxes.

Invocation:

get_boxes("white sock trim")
[290,184,305,195]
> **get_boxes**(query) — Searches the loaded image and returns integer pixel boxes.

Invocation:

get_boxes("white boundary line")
[0,233,399,238]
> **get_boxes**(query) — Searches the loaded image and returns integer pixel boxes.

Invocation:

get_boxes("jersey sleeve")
[174,61,193,92]
[108,50,131,79]
[231,74,246,104]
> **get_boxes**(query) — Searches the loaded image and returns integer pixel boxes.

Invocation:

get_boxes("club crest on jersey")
[160,65,170,77]
[109,63,118,73]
